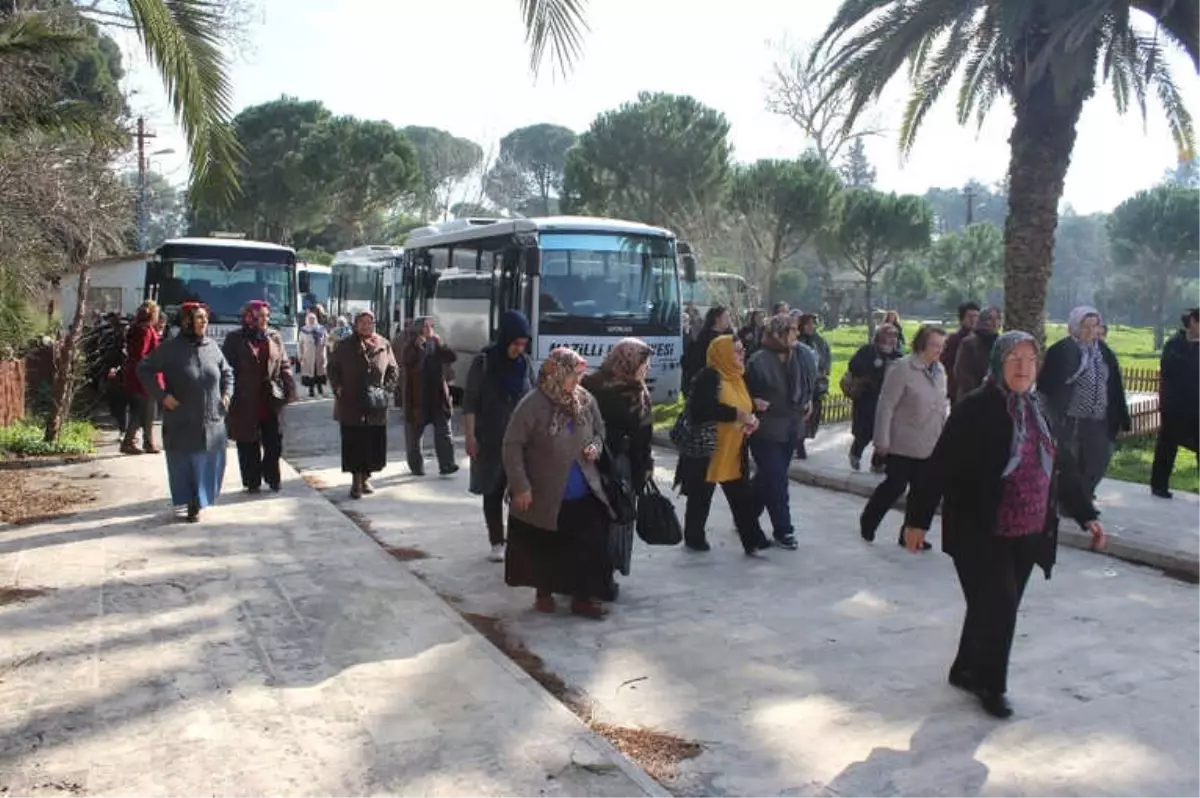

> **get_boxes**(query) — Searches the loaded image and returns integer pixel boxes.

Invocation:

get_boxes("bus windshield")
[302,272,331,311]
[538,232,678,327]
[332,263,382,301]
[160,259,296,324]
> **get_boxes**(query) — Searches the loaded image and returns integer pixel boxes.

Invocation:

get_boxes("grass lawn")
[1108,435,1198,494]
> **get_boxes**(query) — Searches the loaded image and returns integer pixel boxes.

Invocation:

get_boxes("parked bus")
[144,237,300,356]
[328,245,402,337]
[682,270,751,321]
[401,216,691,404]
[298,261,332,317]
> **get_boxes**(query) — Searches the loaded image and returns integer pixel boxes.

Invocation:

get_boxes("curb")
[651,432,1199,580]
[281,459,669,798]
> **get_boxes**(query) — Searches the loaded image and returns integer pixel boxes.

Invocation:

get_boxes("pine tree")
[839,138,876,188]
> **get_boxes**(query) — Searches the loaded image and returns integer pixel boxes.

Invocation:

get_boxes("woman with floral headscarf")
[138,303,234,522]
[221,300,295,494]
[502,348,614,619]
[1038,306,1130,496]
[903,331,1105,719]
[674,334,771,555]
[329,310,399,499]
[582,338,654,595]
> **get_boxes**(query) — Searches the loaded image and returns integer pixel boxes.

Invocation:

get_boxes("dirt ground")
[0,465,97,525]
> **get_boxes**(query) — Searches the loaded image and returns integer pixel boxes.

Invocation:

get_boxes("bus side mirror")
[298,271,310,293]
[681,254,697,283]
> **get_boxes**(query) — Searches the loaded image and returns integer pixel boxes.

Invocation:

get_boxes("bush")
[0,418,96,456]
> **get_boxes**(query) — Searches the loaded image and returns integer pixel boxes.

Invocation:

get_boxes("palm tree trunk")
[1002,77,1091,345]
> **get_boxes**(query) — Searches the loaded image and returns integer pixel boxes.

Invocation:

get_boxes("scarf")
[1065,305,1107,417]
[178,302,207,345]
[539,347,587,436]
[241,300,270,342]
[705,334,752,483]
[988,331,1055,478]
[302,322,326,348]
[596,338,652,424]
[487,310,532,400]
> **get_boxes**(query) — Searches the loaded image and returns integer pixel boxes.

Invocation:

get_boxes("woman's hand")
[162,394,180,411]
[737,410,756,425]
[511,490,533,511]
[465,434,478,459]
[902,526,927,552]
[752,398,770,412]
[220,395,230,410]
[1086,520,1106,551]
[582,443,600,462]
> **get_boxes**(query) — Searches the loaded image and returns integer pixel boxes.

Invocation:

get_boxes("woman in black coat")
[903,331,1106,719]
[845,324,903,472]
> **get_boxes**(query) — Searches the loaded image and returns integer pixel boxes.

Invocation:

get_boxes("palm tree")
[517,1,1199,340]
[811,1,1198,340]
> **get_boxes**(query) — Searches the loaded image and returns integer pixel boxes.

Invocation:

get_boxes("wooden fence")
[0,360,25,427]
[1122,367,1161,394]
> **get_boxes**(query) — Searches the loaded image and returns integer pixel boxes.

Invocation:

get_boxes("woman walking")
[953,306,1002,401]
[903,331,1105,719]
[297,312,329,397]
[463,310,536,562]
[1038,306,1131,496]
[845,324,903,472]
[859,325,948,548]
[121,300,162,455]
[581,338,655,594]
[222,300,295,494]
[1152,309,1200,498]
[681,305,733,398]
[882,310,906,353]
[502,348,614,619]
[329,310,399,499]
[796,312,831,459]
[137,303,234,523]
[675,335,772,555]
[400,316,458,476]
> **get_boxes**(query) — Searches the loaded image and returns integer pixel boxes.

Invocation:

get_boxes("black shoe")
[976,689,1013,719]
[899,532,932,551]
[1152,488,1173,499]
[745,538,773,556]
[439,463,460,476]
[266,480,281,493]
[948,668,975,692]
[861,527,876,543]
[186,501,200,522]
[773,534,799,550]
[685,540,711,552]
[246,485,262,494]
[410,468,426,476]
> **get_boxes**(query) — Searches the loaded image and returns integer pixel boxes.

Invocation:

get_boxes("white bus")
[145,237,300,356]
[682,270,751,321]
[329,245,402,337]
[401,216,692,404]
[297,261,332,317]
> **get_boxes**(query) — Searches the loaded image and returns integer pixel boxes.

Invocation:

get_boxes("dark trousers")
[1151,415,1199,492]
[406,414,455,473]
[121,394,157,450]
[751,433,796,539]
[483,479,507,546]
[950,535,1039,695]
[850,433,885,470]
[860,454,928,540]
[106,384,129,433]
[236,415,282,489]
[684,477,768,552]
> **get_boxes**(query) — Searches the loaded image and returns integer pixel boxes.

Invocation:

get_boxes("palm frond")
[0,11,82,59]
[900,12,978,152]
[518,0,588,79]
[124,0,242,208]
[1131,0,1199,70]
[955,3,1003,127]
[1148,48,1196,158]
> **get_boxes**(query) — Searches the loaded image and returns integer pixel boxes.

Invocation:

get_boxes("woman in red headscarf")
[220,300,295,493]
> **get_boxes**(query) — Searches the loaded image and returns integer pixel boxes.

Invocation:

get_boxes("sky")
[117,0,1200,215]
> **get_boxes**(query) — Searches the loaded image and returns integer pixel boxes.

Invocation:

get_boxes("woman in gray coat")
[138,303,234,522]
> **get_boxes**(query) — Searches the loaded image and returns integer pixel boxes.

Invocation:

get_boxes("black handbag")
[669,404,716,458]
[598,444,637,525]
[636,479,682,546]
[267,376,288,408]
[363,384,389,411]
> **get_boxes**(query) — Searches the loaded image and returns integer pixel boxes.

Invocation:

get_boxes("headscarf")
[596,338,652,423]
[241,300,270,342]
[1067,304,1102,378]
[178,302,208,343]
[538,347,587,435]
[761,314,793,353]
[301,312,326,347]
[874,323,899,353]
[353,310,377,346]
[705,335,752,483]
[988,331,1055,478]
[486,310,532,398]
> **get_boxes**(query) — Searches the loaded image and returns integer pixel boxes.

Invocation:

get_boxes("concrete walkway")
[655,423,1200,580]
[0,437,658,797]
[284,401,1198,797]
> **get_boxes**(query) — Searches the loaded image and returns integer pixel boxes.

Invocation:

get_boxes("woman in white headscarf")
[1038,306,1130,496]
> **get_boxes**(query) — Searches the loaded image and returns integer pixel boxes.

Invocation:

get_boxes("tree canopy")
[927,222,1004,308]
[487,123,575,216]
[402,125,483,221]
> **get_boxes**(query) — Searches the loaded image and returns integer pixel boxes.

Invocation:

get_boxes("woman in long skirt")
[328,310,399,498]
[137,303,234,522]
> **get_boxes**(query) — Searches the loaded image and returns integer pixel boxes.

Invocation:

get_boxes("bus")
[298,262,332,317]
[144,237,300,356]
[328,245,402,337]
[401,216,691,404]
[682,270,751,321]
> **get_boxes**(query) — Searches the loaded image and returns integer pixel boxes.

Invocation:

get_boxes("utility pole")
[134,116,157,252]
[964,183,976,226]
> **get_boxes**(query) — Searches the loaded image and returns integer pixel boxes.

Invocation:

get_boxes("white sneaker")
[487,544,505,563]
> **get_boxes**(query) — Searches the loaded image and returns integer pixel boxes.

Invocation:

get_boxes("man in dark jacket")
[1152,308,1200,498]
[942,301,980,400]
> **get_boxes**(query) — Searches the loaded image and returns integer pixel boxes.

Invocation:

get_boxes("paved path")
[285,401,1199,797]
[654,423,1200,580]
[0,430,657,797]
